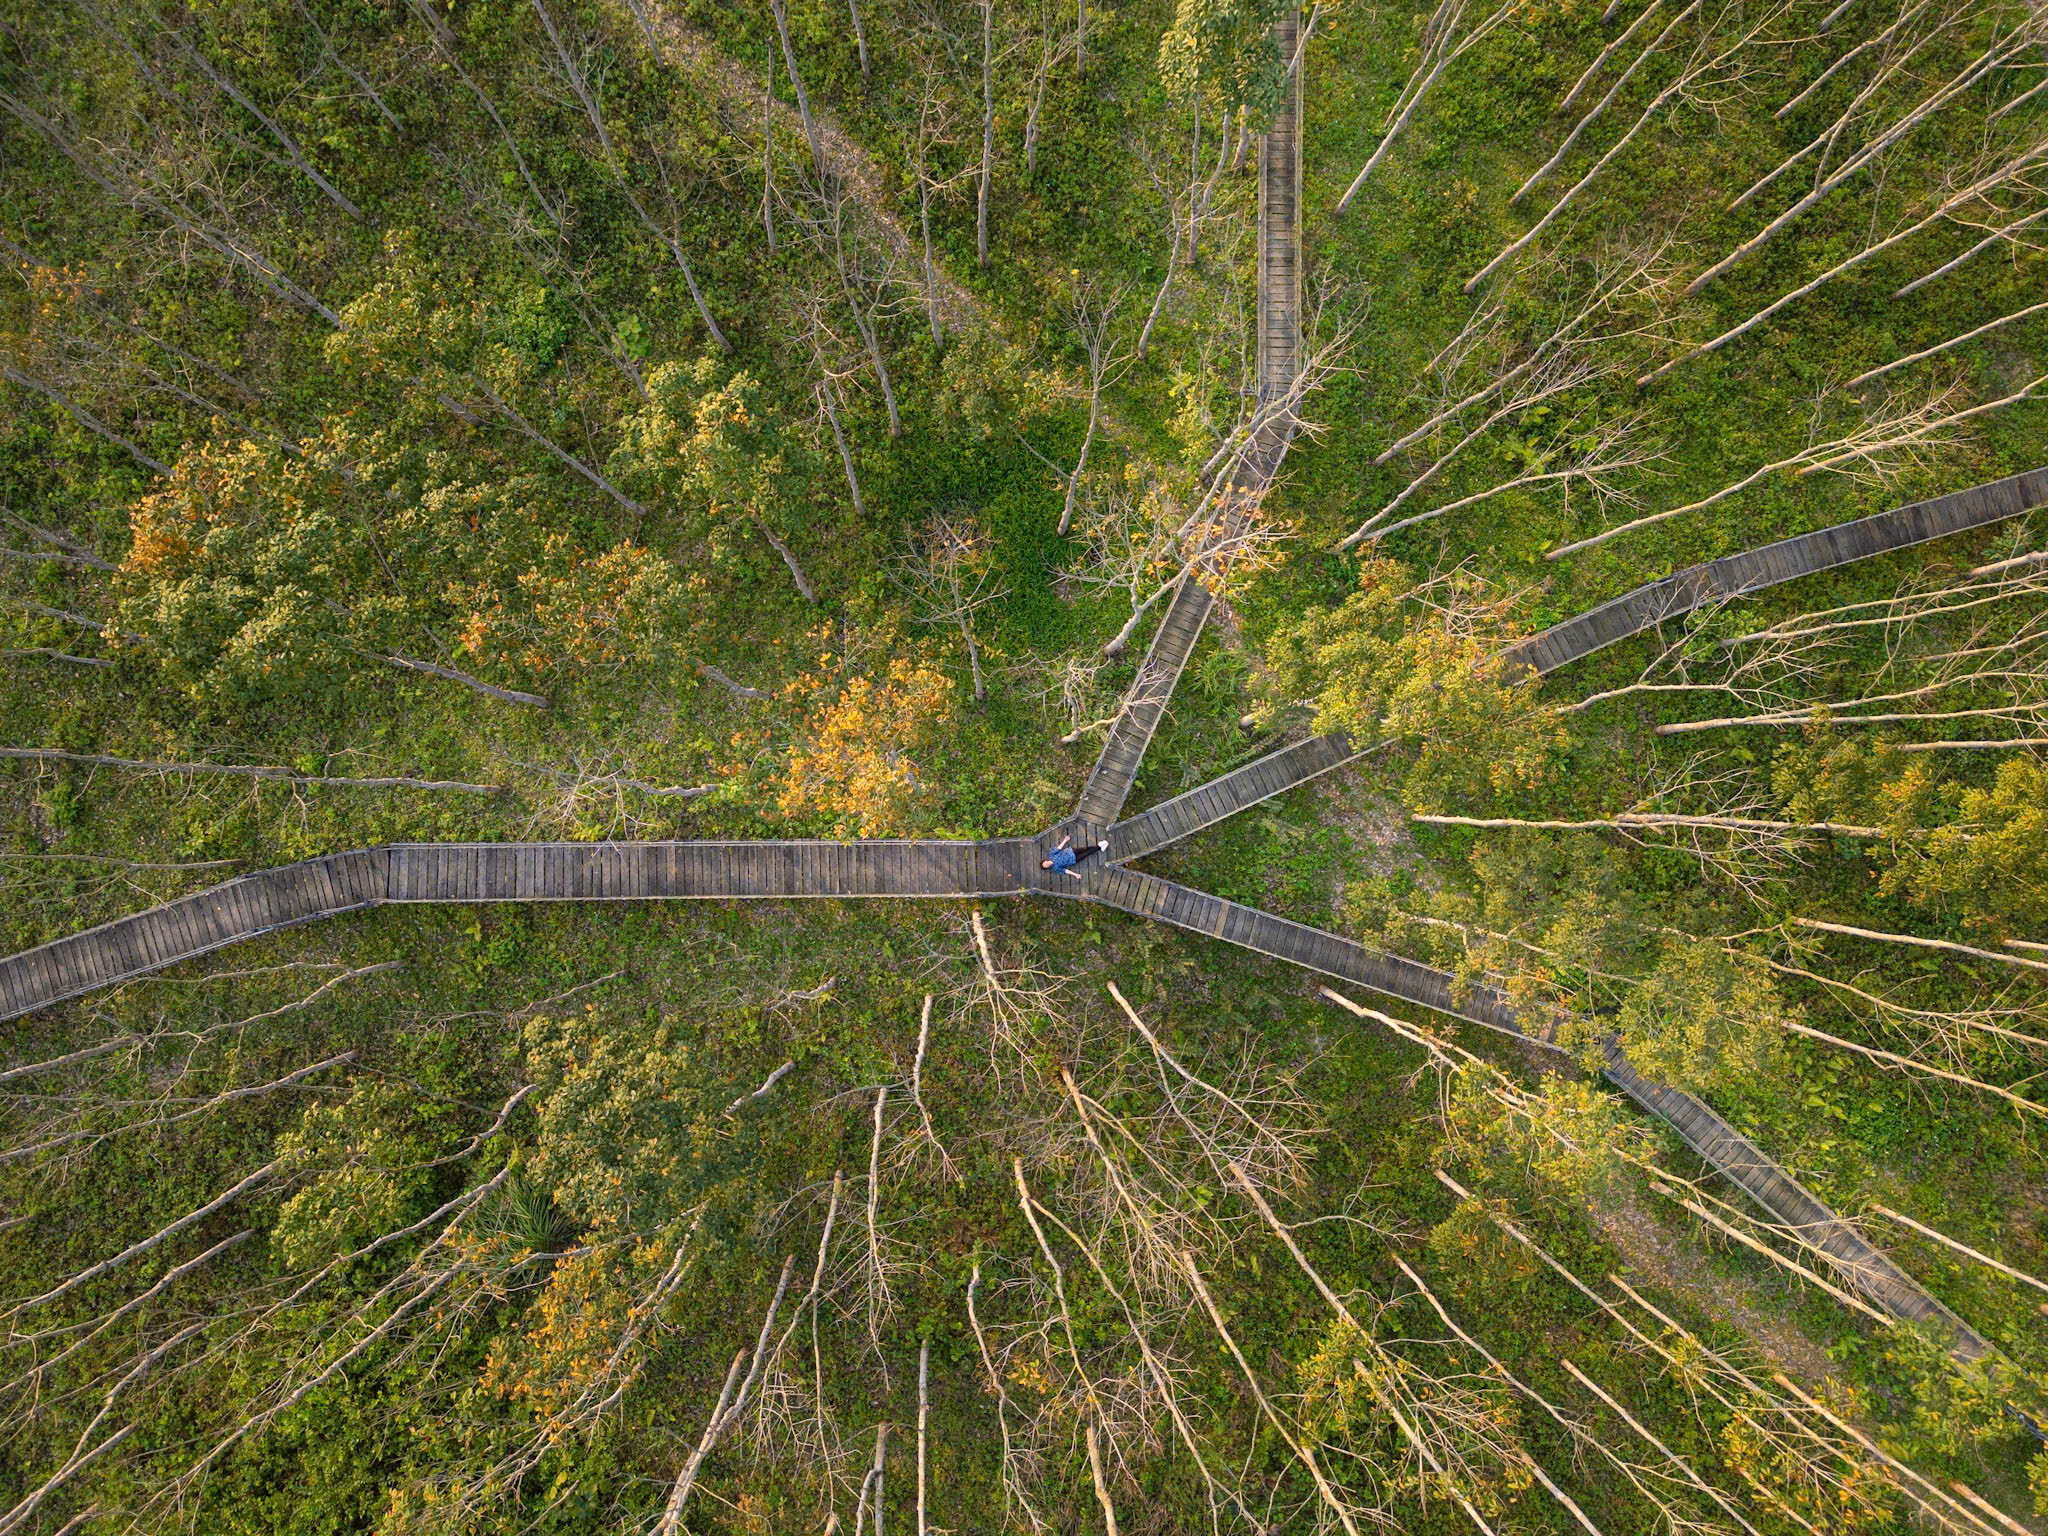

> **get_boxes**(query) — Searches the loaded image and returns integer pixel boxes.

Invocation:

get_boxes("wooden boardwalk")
[1257,8,1303,416]
[1072,866,1993,1359]
[1073,579,1217,827]
[0,840,1043,1022]
[1073,8,1305,830]
[1509,467,2048,676]
[1109,730,1357,861]
[1598,1045,1984,1347]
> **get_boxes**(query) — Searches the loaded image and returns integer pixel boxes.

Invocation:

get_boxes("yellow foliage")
[1265,558,1563,810]
[454,536,684,675]
[776,651,955,836]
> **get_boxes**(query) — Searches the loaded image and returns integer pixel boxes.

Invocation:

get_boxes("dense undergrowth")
[3,0,2047,1530]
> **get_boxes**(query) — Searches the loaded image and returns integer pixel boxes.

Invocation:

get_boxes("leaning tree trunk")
[767,0,829,186]
[977,0,995,270]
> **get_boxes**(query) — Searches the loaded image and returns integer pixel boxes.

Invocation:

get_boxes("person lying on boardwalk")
[1041,833,1106,878]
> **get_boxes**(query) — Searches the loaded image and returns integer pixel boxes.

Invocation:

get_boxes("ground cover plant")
[2,0,2047,1531]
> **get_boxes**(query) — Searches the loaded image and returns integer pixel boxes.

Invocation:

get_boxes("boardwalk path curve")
[0,5,2015,1361]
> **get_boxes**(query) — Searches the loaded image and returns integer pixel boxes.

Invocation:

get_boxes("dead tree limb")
[1340,0,1514,208]
[725,1061,796,1117]
[1790,917,2048,974]
[1866,1206,2048,1298]
[4,1160,277,1321]
[0,747,501,794]
[1516,1,1697,205]
[1847,298,2048,386]
[767,0,830,185]
[977,0,995,270]
[381,653,549,708]
[1084,1422,1122,1536]
[657,1349,747,1536]
[1181,1249,1363,1536]
[1,365,169,476]
[916,1339,930,1536]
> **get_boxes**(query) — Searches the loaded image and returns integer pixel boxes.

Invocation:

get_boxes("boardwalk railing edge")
[1108,730,1360,861]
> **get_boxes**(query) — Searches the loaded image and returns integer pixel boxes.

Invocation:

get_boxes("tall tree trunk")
[958,609,986,701]
[977,0,995,270]
[762,47,778,252]
[836,262,900,437]
[675,249,732,354]
[918,164,943,346]
[1137,221,1181,361]
[1,366,170,476]
[172,31,363,218]
[621,0,667,64]
[530,0,616,166]
[1513,1,1691,205]
[381,653,550,707]
[1025,16,1055,174]
[469,380,646,518]
[291,0,402,130]
[848,0,870,80]
[404,0,560,228]
[758,520,817,602]
[767,0,829,186]
[818,378,865,518]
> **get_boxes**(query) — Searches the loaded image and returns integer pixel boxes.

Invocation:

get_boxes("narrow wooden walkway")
[1072,865,1993,1359]
[1597,1045,1982,1346]
[1256,8,1303,415]
[0,840,1043,1022]
[1109,730,1357,861]
[1073,579,1217,827]
[1509,467,2048,676]
[1072,9,1306,830]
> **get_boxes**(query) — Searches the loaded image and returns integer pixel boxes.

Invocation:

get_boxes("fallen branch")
[3,648,111,669]
[1867,1204,2048,1299]
[0,747,501,794]
[1789,917,2048,975]
[699,663,771,700]
[725,1061,796,1117]
[1644,1181,1898,1325]
[381,653,549,708]
[1780,1020,2047,1119]
[1084,1422,1121,1536]
[656,1349,746,1536]
[1181,1248,1363,1536]
[1413,812,1893,837]
[917,1338,930,1536]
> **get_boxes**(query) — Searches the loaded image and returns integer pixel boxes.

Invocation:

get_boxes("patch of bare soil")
[1315,765,1432,936]
[642,2,986,333]
[1590,1180,1844,1390]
